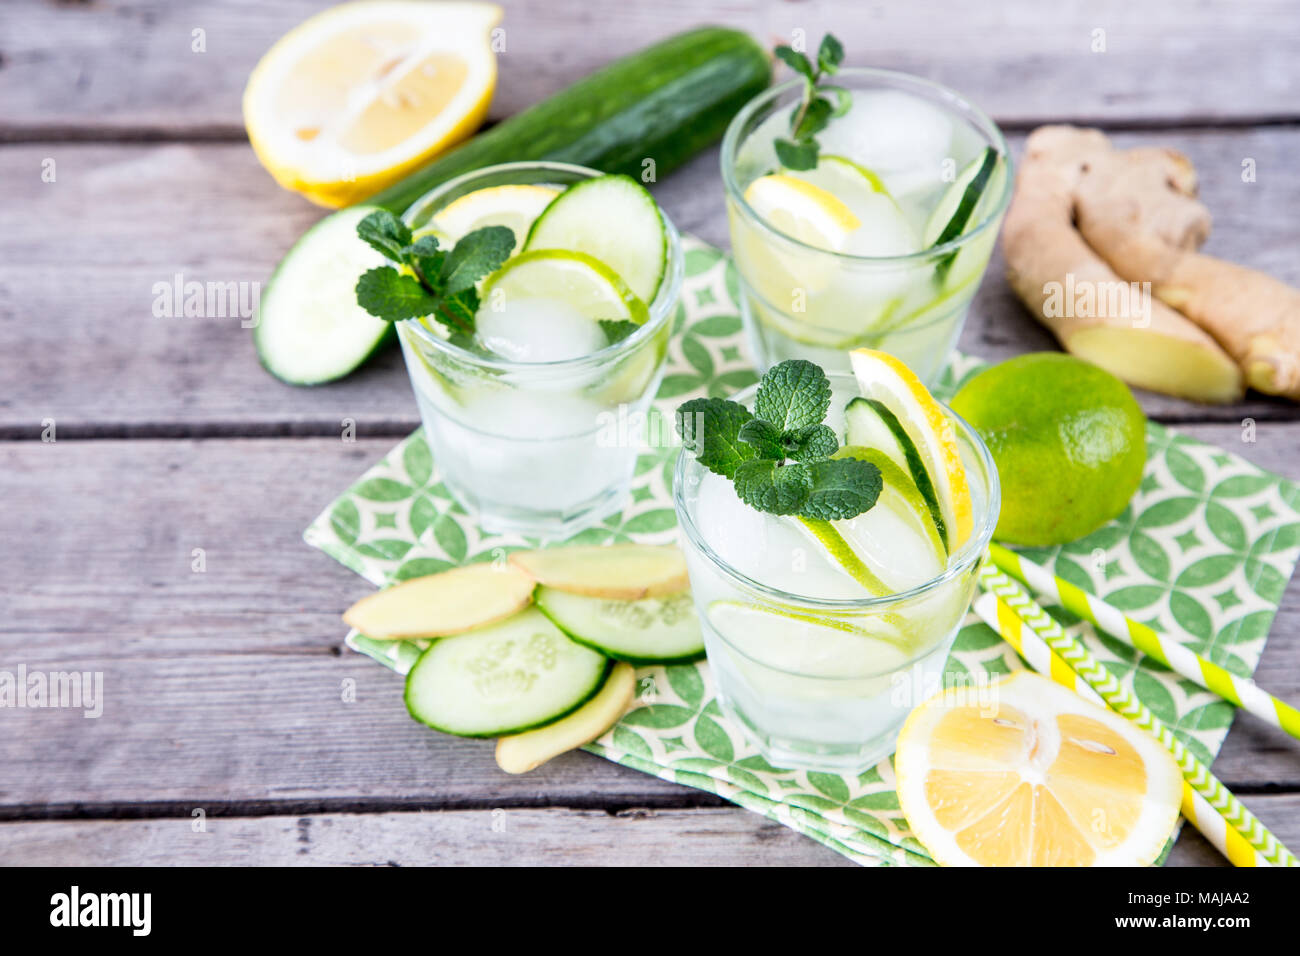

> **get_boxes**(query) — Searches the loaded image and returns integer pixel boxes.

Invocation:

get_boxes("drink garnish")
[677,359,881,519]
[353,208,515,334]
[773,34,850,171]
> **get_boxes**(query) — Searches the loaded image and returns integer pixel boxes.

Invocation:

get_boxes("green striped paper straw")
[977,562,1298,867]
[972,590,1269,867]
[989,543,1300,741]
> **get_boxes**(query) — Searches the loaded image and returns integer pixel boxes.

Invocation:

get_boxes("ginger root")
[1073,144,1300,400]
[1002,126,1243,403]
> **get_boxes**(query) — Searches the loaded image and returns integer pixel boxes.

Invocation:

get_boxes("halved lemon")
[433,184,561,246]
[243,1,502,208]
[850,347,973,549]
[895,671,1183,866]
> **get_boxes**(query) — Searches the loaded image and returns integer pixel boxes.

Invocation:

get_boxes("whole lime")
[951,353,1147,546]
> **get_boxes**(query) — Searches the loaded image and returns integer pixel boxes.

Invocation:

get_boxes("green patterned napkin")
[305,237,1300,866]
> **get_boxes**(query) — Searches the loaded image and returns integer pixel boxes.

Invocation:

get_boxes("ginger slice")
[1073,144,1300,400]
[1001,125,1243,404]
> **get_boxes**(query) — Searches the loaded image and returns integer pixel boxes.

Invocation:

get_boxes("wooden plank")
[2,793,1297,865]
[0,433,1296,813]
[3,0,1299,136]
[4,127,1300,437]
[0,807,855,866]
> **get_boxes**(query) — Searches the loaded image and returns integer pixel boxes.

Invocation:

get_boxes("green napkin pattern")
[305,237,1300,866]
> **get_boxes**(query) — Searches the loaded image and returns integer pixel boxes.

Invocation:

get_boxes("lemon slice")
[895,671,1183,866]
[433,184,560,246]
[850,347,973,549]
[243,1,502,208]
[742,174,861,252]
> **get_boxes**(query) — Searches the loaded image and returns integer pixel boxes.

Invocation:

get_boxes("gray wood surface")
[1,0,1297,867]
[5,128,1299,438]
[4,0,1299,135]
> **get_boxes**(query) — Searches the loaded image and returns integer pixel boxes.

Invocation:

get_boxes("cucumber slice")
[404,608,610,738]
[844,397,947,549]
[524,174,668,303]
[536,587,704,664]
[254,205,395,385]
[923,147,1005,290]
[923,147,1000,247]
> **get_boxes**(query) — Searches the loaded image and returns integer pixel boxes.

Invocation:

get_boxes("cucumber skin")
[535,595,706,667]
[404,643,612,739]
[368,27,771,214]
[253,204,395,386]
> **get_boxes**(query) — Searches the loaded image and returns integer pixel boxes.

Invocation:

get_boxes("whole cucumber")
[367,26,771,213]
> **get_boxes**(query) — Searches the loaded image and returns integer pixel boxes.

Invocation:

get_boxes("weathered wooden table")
[2,0,1298,866]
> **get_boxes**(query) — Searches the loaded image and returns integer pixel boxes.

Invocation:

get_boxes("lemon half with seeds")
[244,1,502,207]
[895,671,1183,866]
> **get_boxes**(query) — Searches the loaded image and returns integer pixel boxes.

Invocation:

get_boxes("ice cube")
[835,503,944,593]
[476,296,605,363]
[695,471,868,600]
[820,90,954,177]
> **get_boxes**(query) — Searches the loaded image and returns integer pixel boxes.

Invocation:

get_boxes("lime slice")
[708,600,916,677]
[849,348,973,550]
[786,154,889,199]
[834,445,946,558]
[525,174,668,303]
[433,183,561,247]
[476,249,648,362]
[481,249,648,324]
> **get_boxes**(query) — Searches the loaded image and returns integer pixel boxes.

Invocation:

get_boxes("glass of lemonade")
[673,370,999,772]
[722,69,1011,383]
[398,162,683,538]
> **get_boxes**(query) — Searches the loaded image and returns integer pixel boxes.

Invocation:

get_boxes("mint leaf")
[356,267,439,323]
[818,34,844,72]
[775,34,850,172]
[439,225,515,296]
[787,423,839,461]
[437,288,479,335]
[407,236,447,290]
[798,458,882,520]
[793,96,834,141]
[737,418,786,460]
[676,398,755,479]
[774,45,814,80]
[734,460,812,516]
[775,137,818,171]
[599,319,640,345]
[755,359,832,432]
[357,210,413,262]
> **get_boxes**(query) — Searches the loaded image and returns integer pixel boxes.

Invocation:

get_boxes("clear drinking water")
[398,162,682,538]
[722,69,1012,383]
[673,374,1000,772]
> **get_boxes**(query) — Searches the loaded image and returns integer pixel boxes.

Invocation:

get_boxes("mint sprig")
[676,359,881,520]
[773,34,849,171]
[354,209,514,334]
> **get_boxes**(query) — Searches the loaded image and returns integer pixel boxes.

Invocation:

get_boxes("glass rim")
[720,67,1013,266]
[673,377,1001,613]
[397,160,683,373]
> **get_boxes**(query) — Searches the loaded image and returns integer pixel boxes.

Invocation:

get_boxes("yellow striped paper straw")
[989,542,1300,741]
[972,590,1268,868]
[977,563,1298,867]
